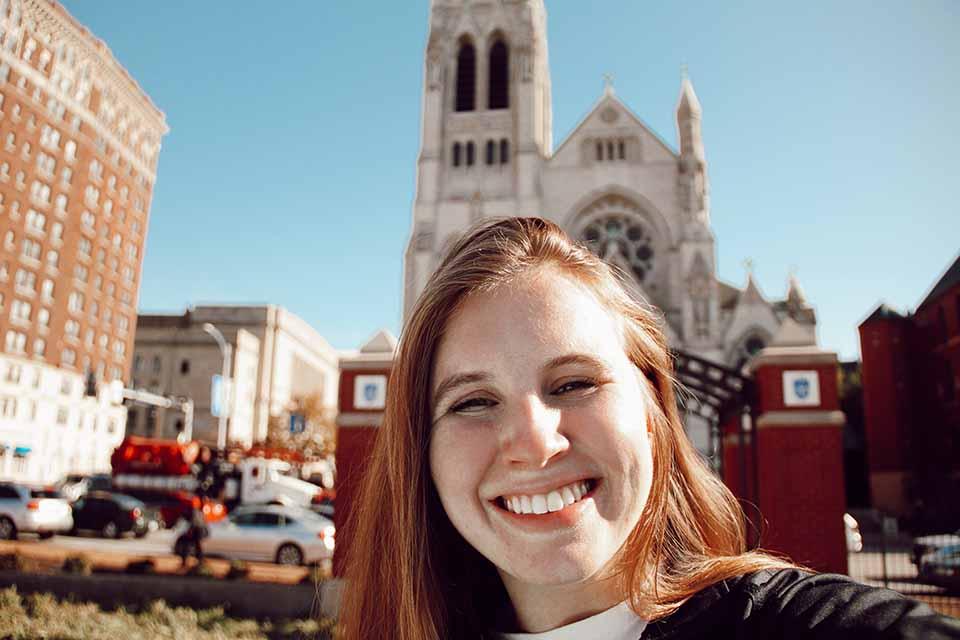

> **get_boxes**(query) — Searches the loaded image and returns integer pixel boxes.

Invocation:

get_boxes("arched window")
[500,139,510,165]
[485,140,496,165]
[618,140,626,160]
[452,142,462,168]
[488,39,509,110]
[607,141,614,161]
[466,141,476,167]
[455,39,477,112]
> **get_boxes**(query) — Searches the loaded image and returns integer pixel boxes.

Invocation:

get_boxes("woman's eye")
[552,379,597,396]
[450,397,496,414]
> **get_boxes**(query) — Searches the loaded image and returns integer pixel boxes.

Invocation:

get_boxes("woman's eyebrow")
[542,353,610,372]
[432,372,490,410]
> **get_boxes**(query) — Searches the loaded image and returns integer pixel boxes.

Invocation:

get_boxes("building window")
[485,139,496,165]
[5,364,21,384]
[938,306,948,345]
[488,39,509,110]
[0,397,16,418]
[40,279,53,300]
[64,139,76,162]
[455,38,477,112]
[9,299,31,323]
[61,348,77,367]
[452,142,462,168]
[500,138,510,165]
[65,319,80,338]
[56,406,68,425]
[180,359,190,375]
[32,338,44,357]
[68,291,84,314]
[37,308,49,327]
[4,330,26,354]
[618,140,626,160]
[152,356,161,373]
[466,141,475,167]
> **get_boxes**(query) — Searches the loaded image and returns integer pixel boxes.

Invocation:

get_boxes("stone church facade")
[403,0,819,445]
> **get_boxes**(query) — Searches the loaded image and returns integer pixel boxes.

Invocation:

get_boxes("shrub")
[299,562,331,586]
[61,554,93,576]
[0,552,23,572]
[185,561,215,579]
[125,558,156,575]
[225,559,249,581]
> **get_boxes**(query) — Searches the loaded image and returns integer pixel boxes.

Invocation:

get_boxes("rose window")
[579,215,655,282]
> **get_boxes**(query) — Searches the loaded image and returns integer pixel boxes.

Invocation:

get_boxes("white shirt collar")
[497,601,647,640]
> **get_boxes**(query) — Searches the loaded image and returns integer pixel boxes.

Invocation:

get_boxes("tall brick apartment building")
[0,0,167,483]
[859,253,960,526]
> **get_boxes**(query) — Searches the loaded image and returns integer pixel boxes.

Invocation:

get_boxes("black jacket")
[644,569,960,639]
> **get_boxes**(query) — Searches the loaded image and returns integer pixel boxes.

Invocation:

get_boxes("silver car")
[0,482,73,539]
[174,503,335,566]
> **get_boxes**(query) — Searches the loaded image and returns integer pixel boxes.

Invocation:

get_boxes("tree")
[263,392,336,458]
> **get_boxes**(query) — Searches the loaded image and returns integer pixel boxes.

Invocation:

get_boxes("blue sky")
[61,1,958,360]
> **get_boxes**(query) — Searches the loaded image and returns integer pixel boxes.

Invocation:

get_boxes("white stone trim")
[746,347,838,372]
[755,410,845,429]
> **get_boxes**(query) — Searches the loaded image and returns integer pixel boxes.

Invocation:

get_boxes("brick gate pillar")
[332,330,396,578]
[747,346,848,574]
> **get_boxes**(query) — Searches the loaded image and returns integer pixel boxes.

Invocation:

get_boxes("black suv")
[70,492,159,538]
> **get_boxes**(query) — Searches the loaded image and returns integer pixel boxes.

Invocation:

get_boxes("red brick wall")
[756,424,847,573]
[333,425,379,577]
[751,358,848,574]
[858,318,912,473]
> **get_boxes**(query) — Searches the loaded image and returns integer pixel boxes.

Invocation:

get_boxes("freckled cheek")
[429,425,497,512]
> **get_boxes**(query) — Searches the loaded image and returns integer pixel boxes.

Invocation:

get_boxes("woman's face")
[428,267,654,592]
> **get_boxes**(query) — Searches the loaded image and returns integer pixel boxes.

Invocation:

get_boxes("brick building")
[0,0,167,482]
[859,254,960,524]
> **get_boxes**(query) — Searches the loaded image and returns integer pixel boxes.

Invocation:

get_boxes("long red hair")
[339,218,791,640]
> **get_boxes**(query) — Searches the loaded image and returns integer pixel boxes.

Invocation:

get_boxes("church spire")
[676,71,704,158]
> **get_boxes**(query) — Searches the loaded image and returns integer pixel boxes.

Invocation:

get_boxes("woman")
[340,217,958,639]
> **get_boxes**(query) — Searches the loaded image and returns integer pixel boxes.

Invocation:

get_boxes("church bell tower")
[403,0,553,319]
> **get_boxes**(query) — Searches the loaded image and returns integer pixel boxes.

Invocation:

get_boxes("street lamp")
[202,322,233,451]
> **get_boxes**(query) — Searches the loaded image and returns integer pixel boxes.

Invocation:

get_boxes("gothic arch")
[726,326,774,371]
[455,36,477,112]
[487,32,509,110]
[562,185,676,250]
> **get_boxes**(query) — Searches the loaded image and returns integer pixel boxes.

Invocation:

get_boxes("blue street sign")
[794,378,810,400]
[290,413,306,434]
[363,383,377,402]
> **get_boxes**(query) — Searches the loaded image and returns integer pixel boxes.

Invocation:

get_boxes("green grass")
[0,586,335,639]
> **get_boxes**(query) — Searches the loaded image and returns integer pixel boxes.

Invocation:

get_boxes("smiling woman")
[339,218,960,640]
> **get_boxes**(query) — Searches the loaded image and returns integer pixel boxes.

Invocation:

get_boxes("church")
[402,0,819,450]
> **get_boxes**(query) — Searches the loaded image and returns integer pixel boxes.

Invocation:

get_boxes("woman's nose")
[499,395,569,467]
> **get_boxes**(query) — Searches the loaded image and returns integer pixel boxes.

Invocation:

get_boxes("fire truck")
[110,437,324,526]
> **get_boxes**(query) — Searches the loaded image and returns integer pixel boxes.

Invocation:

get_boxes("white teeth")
[546,491,564,512]
[502,480,594,516]
[531,494,547,514]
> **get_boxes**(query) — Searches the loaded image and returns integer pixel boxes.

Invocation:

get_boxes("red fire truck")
[110,436,227,527]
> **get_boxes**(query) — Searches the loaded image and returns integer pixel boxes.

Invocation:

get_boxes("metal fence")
[846,510,960,618]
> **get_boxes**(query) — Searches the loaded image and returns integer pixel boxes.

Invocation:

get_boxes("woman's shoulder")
[644,568,960,639]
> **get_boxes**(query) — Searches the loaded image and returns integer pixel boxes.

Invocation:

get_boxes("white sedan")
[174,504,335,566]
[0,482,73,539]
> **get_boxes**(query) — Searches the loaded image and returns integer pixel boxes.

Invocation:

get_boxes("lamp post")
[203,322,233,451]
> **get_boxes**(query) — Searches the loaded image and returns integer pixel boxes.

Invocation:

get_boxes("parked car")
[173,503,335,566]
[69,491,161,538]
[917,544,960,590]
[0,482,73,540]
[56,473,112,502]
[844,513,863,553]
[912,529,960,568]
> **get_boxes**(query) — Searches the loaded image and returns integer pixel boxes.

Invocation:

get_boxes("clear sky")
[61,0,958,360]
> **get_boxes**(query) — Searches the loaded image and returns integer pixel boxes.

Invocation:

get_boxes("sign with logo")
[782,370,820,407]
[354,375,387,410]
[289,413,306,435]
